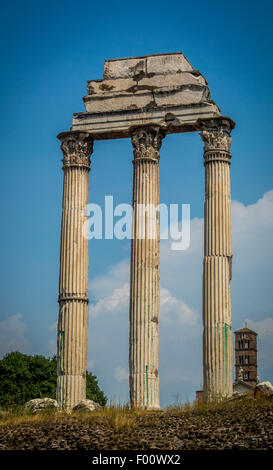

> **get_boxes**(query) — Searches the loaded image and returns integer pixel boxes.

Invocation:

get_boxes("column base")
[146,405,161,411]
[130,405,161,411]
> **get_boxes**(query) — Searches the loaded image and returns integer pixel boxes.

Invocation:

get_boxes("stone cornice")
[131,126,165,163]
[57,131,93,170]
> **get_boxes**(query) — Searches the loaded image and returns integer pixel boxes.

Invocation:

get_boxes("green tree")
[0,352,107,408]
[86,370,107,407]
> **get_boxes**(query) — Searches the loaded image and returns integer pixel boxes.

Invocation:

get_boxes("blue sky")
[0,0,273,405]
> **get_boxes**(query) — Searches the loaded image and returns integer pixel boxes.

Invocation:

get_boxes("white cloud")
[232,190,273,235]
[89,283,129,318]
[160,287,198,325]
[0,314,30,357]
[232,190,273,271]
[247,317,273,339]
[114,367,129,382]
[89,259,129,300]
[246,317,273,375]
[160,217,203,312]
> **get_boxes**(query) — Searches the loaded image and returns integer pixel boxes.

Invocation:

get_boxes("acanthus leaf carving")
[200,119,232,153]
[131,126,165,162]
[59,132,93,169]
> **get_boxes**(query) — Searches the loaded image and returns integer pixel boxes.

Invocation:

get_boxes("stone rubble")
[25,398,58,414]
[254,381,273,398]
[1,401,272,450]
[72,400,102,412]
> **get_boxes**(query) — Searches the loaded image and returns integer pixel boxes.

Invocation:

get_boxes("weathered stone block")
[87,78,135,95]
[84,90,154,113]
[25,398,58,414]
[146,53,193,74]
[140,71,206,88]
[103,52,193,79]
[153,86,209,108]
[254,381,273,398]
[87,72,206,97]
[104,57,146,79]
[72,399,102,412]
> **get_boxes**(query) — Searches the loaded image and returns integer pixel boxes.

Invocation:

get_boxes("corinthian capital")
[200,118,233,153]
[58,131,93,169]
[131,126,165,162]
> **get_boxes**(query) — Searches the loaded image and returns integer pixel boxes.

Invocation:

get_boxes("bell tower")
[235,326,258,387]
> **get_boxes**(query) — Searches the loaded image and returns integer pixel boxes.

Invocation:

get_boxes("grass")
[0,396,272,429]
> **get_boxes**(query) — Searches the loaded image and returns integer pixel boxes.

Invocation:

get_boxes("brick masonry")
[235,328,258,386]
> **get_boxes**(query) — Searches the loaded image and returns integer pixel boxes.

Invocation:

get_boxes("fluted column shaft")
[129,126,164,409]
[57,131,93,411]
[201,118,234,400]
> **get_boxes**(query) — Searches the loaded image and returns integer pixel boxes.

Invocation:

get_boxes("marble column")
[56,131,93,411]
[129,125,165,409]
[200,118,234,400]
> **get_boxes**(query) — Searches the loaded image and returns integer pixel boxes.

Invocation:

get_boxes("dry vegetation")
[0,397,272,450]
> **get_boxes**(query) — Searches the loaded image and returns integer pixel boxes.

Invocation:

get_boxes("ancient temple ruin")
[56,52,235,410]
